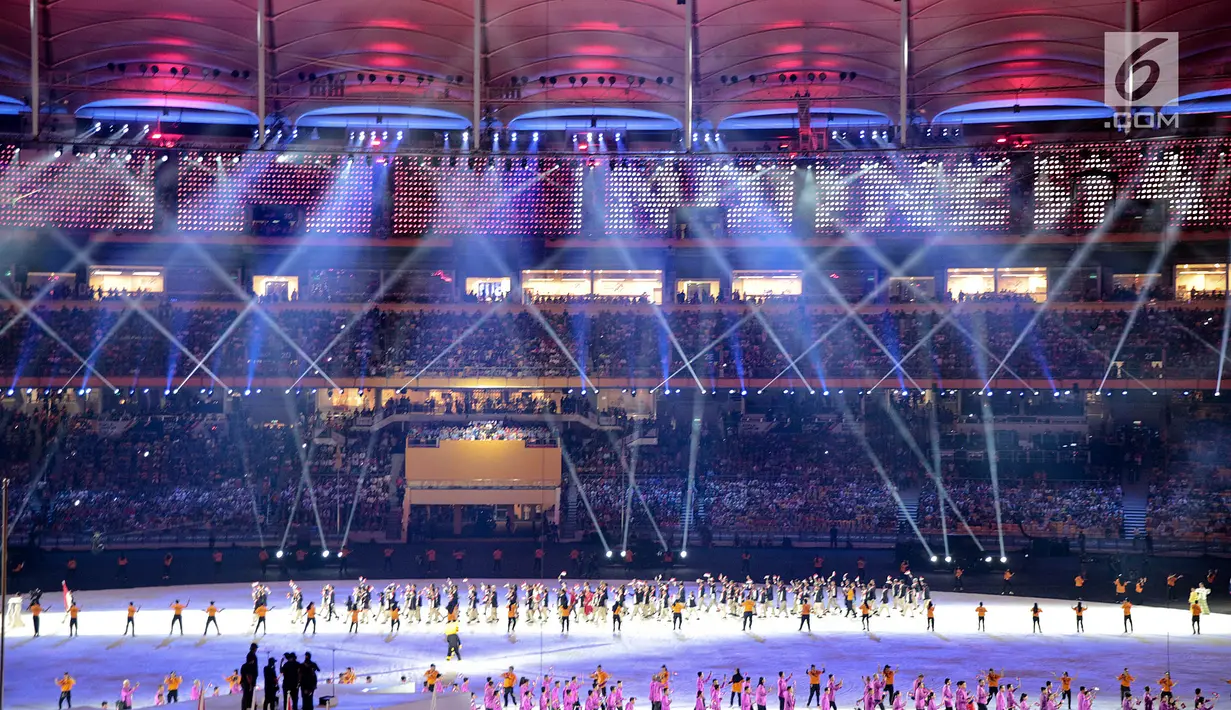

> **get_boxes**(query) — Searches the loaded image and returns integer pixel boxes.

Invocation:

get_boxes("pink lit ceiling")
[0,0,1228,125]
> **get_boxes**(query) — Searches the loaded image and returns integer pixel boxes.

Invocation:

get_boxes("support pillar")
[898,0,909,146]
[29,0,38,137]
[473,0,483,141]
[684,0,695,151]
[257,1,267,142]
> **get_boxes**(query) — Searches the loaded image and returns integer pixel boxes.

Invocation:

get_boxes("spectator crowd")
[1,301,1229,383]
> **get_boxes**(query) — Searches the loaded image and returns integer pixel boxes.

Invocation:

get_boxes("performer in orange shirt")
[741,598,756,631]
[29,599,45,638]
[169,599,189,636]
[254,603,270,636]
[68,601,81,637]
[166,671,183,703]
[124,602,140,636]
[1071,602,1085,634]
[205,601,223,636]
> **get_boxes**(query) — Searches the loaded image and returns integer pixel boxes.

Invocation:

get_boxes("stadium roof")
[1,0,1229,129]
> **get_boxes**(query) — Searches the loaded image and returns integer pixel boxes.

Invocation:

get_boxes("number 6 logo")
[1115,36,1169,102]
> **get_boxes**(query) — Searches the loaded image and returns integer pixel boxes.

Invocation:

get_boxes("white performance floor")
[3,579,1228,710]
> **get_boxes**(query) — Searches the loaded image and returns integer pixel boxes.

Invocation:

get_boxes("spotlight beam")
[522,197,708,393]
[25,228,228,392]
[647,304,708,392]
[653,224,932,392]
[0,281,119,393]
[405,170,608,389]
[547,415,612,553]
[1217,285,1231,390]
[1096,225,1179,394]
[759,234,947,391]
[836,220,1045,393]
[5,423,65,532]
[121,296,230,391]
[1171,320,1231,376]
[981,242,1099,389]
[977,395,1007,560]
[632,483,670,552]
[680,395,703,552]
[1046,309,1159,392]
[401,303,508,386]
[863,268,1035,390]
[521,302,600,390]
[790,246,927,392]
[341,426,385,547]
[645,203,805,390]
[175,238,342,391]
[57,306,137,392]
[291,240,448,389]
[619,420,642,556]
[979,153,1186,390]
[283,396,331,552]
[835,395,934,558]
[233,423,268,548]
[597,423,671,553]
[0,240,101,341]
[651,310,758,392]
[923,397,949,559]
[868,306,1032,392]
[879,398,982,553]
[176,300,257,388]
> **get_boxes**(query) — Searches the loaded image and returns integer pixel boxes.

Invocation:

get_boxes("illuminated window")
[732,270,802,298]
[996,268,1048,301]
[946,268,996,298]
[466,277,512,301]
[25,272,77,294]
[675,280,720,302]
[887,276,936,303]
[592,270,663,303]
[522,270,592,299]
[88,267,164,294]
[1111,273,1161,294]
[253,275,300,300]
[1174,264,1228,299]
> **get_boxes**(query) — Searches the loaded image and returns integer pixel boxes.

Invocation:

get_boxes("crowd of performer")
[442,664,1224,710]
[48,658,1226,710]
[12,568,1221,645]
[16,568,1230,710]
